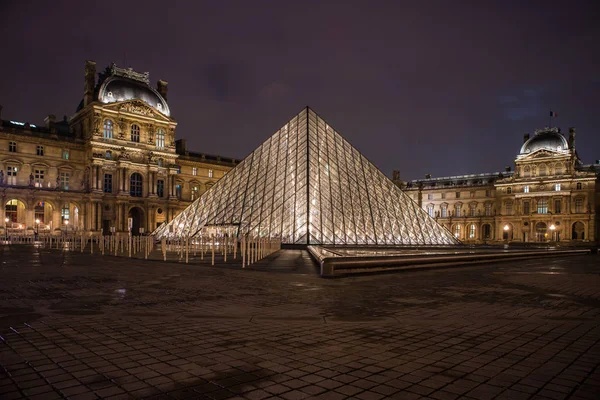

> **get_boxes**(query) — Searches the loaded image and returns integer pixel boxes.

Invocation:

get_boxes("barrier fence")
[1,232,281,269]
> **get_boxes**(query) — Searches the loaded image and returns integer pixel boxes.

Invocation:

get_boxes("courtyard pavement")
[0,245,599,399]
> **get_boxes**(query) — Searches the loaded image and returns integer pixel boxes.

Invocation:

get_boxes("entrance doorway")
[535,222,547,242]
[128,207,144,235]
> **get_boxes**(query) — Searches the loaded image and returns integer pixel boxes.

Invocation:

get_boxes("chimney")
[44,114,56,130]
[392,170,400,181]
[83,60,96,107]
[505,166,511,172]
[568,127,576,149]
[0,104,3,120]
[523,133,530,143]
[425,173,431,179]
[157,80,168,101]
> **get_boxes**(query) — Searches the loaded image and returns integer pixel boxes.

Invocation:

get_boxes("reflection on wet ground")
[0,245,599,399]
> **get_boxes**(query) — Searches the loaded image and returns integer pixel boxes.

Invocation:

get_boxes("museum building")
[0,61,238,236]
[398,127,599,245]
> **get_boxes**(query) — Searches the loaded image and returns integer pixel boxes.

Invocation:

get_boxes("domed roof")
[520,128,569,155]
[98,76,170,116]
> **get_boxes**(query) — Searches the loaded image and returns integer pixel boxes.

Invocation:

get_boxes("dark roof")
[0,119,78,142]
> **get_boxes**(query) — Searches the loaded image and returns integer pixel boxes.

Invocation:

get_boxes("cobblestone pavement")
[1,245,599,400]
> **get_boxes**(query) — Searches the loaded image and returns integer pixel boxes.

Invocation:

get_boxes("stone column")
[91,166,97,190]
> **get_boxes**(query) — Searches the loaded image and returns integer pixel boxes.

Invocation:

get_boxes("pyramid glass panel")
[153,107,459,245]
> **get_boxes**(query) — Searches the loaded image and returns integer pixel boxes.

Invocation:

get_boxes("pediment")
[103,100,171,121]
[521,149,558,159]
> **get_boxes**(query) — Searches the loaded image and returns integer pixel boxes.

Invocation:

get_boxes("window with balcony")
[469,205,476,217]
[523,201,530,215]
[7,166,18,185]
[554,199,561,214]
[575,198,584,213]
[427,205,434,217]
[455,205,461,217]
[485,203,492,216]
[505,202,513,216]
[34,169,44,188]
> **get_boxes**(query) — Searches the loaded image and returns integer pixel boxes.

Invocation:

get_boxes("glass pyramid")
[153,107,459,245]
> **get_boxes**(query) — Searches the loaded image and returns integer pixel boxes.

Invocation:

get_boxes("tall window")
[129,173,143,197]
[105,150,112,160]
[441,192,446,199]
[104,174,113,193]
[427,194,433,200]
[523,166,530,177]
[453,225,461,238]
[576,182,582,190]
[455,192,460,199]
[469,224,476,239]
[505,202,513,216]
[61,204,70,223]
[192,167,198,176]
[156,129,165,149]
[175,184,182,199]
[34,169,44,188]
[34,202,45,224]
[554,199,561,214]
[485,203,492,216]
[555,183,561,191]
[524,185,529,193]
[537,199,548,214]
[441,205,447,217]
[62,149,69,160]
[157,179,164,197]
[485,190,491,197]
[469,204,476,216]
[575,198,584,213]
[427,205,434,217]
[523,201,530,215]
[36,145,44,156]
[455,204,461,217]
[60,172,70,190]
[103,120,113,139]
[9,141,17,152]
[7,166,18,185]
[130,124,140,142]
[208,169,214,178]
[5,200,18,223]
[507,187,512,194]
[191,185,199,200]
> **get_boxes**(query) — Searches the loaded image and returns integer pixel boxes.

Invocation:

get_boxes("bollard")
[211,235,215,266]
[161,238,167,261]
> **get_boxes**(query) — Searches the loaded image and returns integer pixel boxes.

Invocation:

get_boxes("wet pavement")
[0,245,599,399]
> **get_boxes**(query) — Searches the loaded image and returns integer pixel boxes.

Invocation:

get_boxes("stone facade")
[397,127,599,245]
[0,61,238,236]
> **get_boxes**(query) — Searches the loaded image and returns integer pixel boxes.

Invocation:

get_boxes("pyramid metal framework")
[153,107,459,245]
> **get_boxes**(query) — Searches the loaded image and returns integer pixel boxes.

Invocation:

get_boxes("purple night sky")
[0,1,598,180]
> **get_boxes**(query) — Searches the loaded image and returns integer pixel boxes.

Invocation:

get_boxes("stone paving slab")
[0,245,599,399]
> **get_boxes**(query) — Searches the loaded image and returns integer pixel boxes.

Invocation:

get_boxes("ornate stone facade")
[397,128,599,245]
[0,61,238,236]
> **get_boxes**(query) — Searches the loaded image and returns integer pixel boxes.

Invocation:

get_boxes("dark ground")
[0,245,599,399]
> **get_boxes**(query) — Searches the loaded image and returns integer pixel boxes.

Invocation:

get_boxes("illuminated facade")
[400,127,599,244]
[154,107,458,245]
[0,61,238,236]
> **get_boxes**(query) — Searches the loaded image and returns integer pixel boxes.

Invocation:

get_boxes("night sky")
[1,1,598,180]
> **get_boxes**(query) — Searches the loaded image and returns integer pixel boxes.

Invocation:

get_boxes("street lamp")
[550,224,556,241]
[35,218,40,240]
[65,220,69,233]
[4,217,8,240]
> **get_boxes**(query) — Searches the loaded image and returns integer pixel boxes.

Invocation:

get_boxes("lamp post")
[550,224,556,242]
[4,217,8,240]
[35,218,40,241]
[65,219,69,233]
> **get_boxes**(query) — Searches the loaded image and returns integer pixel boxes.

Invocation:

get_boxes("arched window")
[453,225,461,238]
[156,129,165,149]
[61,204,70,223]
[129,173,143,197]
[130,124,140,142]
[103,120,113,139]
[469,224,476,239]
